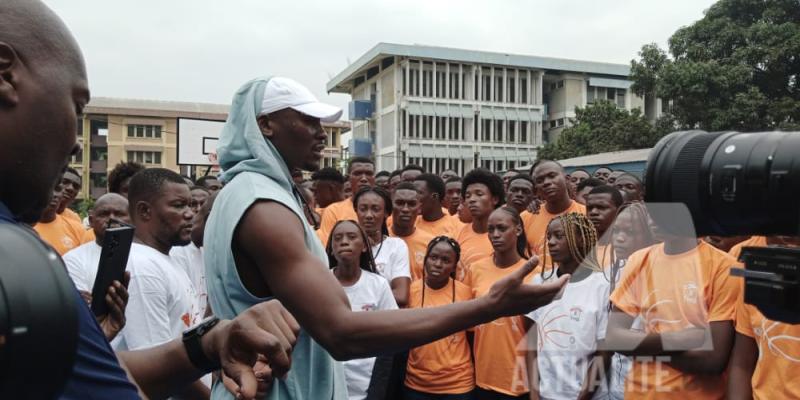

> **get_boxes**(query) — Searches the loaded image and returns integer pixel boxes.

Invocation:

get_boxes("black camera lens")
[645,130,800,236]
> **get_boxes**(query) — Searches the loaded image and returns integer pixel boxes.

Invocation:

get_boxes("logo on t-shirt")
[415,251,425,265]
[61,236,75,249]
[683,282,699,305]
[569,307,583,322]
[361,303,377,312]
[375,262,386,275]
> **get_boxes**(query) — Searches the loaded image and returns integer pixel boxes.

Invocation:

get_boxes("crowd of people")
[3,1,800,400]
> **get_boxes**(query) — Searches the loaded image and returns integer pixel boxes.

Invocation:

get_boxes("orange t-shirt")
[416,214,463,239]
[455,224,494,282]
[735,277,800,399]
[524,201,586,256]
[61,208,83,224]
[391,228,436,281]
[466,257,533,396]
[405,279,475,394]
[34,214,90,255]
[317,198,357,247]
[610,241,741,399]
[728,236,767,260]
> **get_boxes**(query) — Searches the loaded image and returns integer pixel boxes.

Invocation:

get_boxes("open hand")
[486,255,569,317]
[98,271,130,341]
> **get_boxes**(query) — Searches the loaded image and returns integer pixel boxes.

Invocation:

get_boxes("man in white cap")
[204,76,568,399]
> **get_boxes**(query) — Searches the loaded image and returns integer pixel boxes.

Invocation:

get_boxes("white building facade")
[327,43,652,174]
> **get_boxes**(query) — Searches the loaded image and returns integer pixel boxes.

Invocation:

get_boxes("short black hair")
[587,185,624,207]
[128,168,188,217]
[508,173,534,187]
[108,161,145,194]
[616,172,643,186]
[394,181,418,194]
[414,173,445,199]
[402,164,425,174]
[190,185,209,193]
[181,175,195,185]
[311,167,345,184]
[65,166,80,177]
[445,176,462,185]
[196,175,220,187]
[389,170,402,179]
[461,168,505,206]
[530,159,564,176]
[375,170,391,178]
[576,177,604,192]
[347,157,374,173]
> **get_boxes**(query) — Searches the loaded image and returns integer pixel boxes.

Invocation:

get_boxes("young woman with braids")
[404,236,476,399]
[354,186,412,307]
[524,212,611,400]
[465,206,535,399]
[327,220,399,399]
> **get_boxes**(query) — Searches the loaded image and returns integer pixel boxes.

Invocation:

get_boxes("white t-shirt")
[170,242,209,318]
[63,241,103,292]
[370,237,411,283]
[124,243,201,351]
[339,269,398,400]
[526,269,611,400]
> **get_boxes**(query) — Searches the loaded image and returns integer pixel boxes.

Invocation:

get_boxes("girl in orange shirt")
[404,236,475,399]
[466,206,533,399]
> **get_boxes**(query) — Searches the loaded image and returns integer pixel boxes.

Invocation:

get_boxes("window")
[127,124,162,139]
[508,76,516,103]
[509,121,516,143]
[127,151,162,165]
[587,82,595,103]
[520,121,529,144]
[482,119,491,142]
[557,80,564,89]
[495,76,503,102]
[495,120,504,142]
[520,78,528,103]
[616,89,626,108]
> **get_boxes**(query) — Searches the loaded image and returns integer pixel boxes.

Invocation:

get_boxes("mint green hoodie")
[204,77,346,400]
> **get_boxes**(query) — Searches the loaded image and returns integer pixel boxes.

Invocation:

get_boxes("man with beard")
[124,168,208,397]
[525,160,586,256]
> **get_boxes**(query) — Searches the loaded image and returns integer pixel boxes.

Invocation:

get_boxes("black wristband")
[182,316,221,372]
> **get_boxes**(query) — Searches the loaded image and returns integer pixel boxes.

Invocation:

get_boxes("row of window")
[480,159,520,172]
[549,118,565,129]
[478,119,530,144]
[127,124,162,139]
[402,61,536,105]
[402,112,533,144]
[127,151,162,165]
[406,157,467,176]
[587,84,626,108]
[320,157,340,169]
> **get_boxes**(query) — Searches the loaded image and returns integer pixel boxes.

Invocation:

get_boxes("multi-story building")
[327,43,657,174]
[70,97,349,200]
[321,120,351,170]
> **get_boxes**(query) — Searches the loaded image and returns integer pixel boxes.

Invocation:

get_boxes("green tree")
[630,0,800,131]
[537,101,670,160]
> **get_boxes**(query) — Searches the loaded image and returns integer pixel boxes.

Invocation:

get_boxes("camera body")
[646,130,800,324]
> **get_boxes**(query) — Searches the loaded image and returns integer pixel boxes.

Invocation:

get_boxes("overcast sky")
[44,0,716,116]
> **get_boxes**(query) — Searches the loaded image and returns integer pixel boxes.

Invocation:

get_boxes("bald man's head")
[89,193,130,245]
[0,0,89,224]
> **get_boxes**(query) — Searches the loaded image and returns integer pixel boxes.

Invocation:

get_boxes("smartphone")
[91,225,135,316]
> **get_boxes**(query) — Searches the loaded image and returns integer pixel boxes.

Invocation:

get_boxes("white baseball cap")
[259,77,342,122]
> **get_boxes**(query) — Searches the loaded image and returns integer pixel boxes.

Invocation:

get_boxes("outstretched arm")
[235,201,569,361]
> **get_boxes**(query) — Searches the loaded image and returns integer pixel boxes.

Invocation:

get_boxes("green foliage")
[74,197,95,219]
[537,101,672,160]
[630,0,800,131]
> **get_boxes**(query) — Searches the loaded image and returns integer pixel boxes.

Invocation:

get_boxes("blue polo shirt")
[0,201,140,399]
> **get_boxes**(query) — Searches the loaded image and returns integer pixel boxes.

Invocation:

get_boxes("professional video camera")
[645,130,800,324]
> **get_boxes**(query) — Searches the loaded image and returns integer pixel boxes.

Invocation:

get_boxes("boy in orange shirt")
[727,235,800,400]
[390,182,435,281]
[33,179,88,255]
[414,174,462,238]
[405,236,475,398]
[526,160,586,256]
[318,157,375,246]
[606,214,741,399]
[455,169,504,281]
